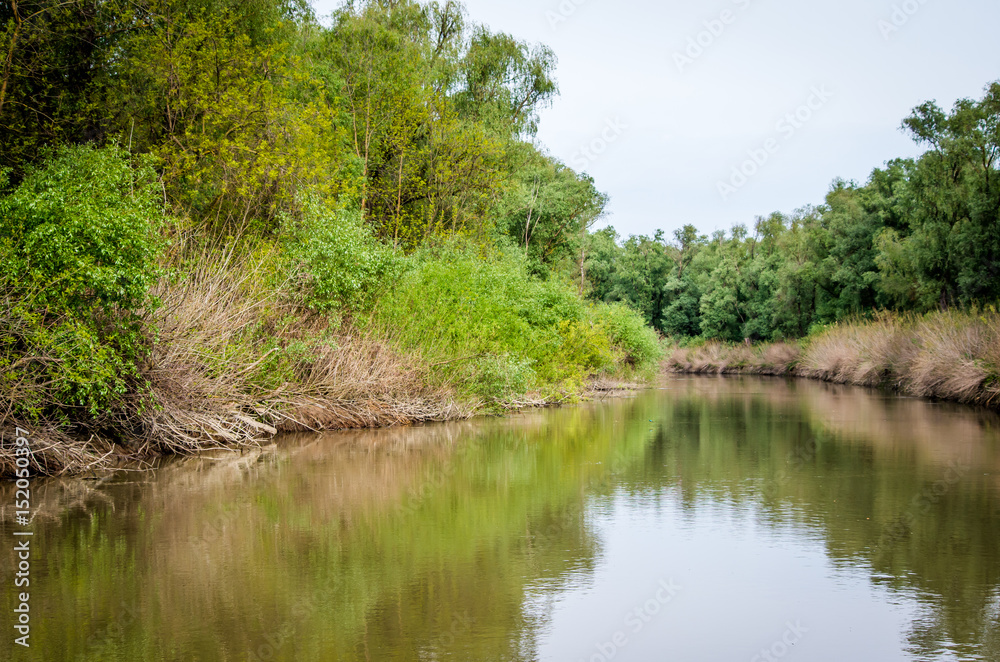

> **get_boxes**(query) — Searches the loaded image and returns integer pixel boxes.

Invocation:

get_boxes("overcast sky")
[312,0,1000,239]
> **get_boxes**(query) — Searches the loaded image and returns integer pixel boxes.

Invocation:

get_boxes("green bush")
[589,302,664,374]
[0,144,162,318]
[284,198,401,314]
[374,241,656,402]
[469,354,535,402]
[0,304,134,419]
[0,145,164,421]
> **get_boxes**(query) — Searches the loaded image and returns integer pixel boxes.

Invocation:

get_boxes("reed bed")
[665,309,1000,408]
[665,341,800,376]
[141,246,470,454]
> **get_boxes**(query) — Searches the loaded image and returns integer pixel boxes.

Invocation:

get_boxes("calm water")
[2,377,1000,661]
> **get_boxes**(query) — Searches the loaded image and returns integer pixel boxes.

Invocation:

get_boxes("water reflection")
[1,376,998,661]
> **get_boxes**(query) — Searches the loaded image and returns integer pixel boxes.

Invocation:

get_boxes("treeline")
[1,0,607,252]
[587,83,1000,341]
[0,0,660,474]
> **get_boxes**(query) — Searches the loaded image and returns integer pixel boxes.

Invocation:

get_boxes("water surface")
[2,377,1000,660]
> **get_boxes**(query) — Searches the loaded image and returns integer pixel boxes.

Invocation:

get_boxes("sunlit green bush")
[374,241,658,402]
[0,145,164,420]
[284,198,401,314]
[0,145,162,317]
[589,302,664,375]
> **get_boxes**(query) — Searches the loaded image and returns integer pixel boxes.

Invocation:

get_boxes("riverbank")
[665,309,1000,409]
[0,373,645,479]
[0,239,660,479]
[9,306,999,478]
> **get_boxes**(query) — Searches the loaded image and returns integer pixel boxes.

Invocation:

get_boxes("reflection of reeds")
[662,376,996,473]
[666,309,1000,409]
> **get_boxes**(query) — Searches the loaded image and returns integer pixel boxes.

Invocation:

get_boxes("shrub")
[284,198,401,314]
[0,144,164,422]
[374,241,653,402]
[469,354,535,402]
[0,303,134,419]
[0,144,162,318]
[589,302,664,373]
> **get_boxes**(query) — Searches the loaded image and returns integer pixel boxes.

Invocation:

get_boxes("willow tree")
[492,148,607,275]
[323,0,539,248]
[874,82,1000,309]
[103,2,344,235]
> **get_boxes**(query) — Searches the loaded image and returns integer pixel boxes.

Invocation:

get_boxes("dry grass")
[141,245,468,455]
[796,313,911,386]
[0,425,121,477]
[665,341,800,376]
[804,310,1000,405]
[666,309,1000,408]
[1,245,470,477]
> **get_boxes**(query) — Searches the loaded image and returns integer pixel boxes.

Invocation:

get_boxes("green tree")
[493,148,607,275]
[455,26,557,139]
[111,6,341,235]
[874,82,1000,310]
[0,0,126,172]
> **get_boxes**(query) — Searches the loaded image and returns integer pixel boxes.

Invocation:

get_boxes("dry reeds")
[0,242,470,477]
[801,310,1000,405]
[0,425,121,478]
[665,341,800,376]
[142,244,468,455]
[666,309,1000,408]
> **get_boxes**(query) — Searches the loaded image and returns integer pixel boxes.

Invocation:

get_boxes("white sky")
[311,0,1000,239]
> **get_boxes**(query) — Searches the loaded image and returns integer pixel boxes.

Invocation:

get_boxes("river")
[2,376,999,661]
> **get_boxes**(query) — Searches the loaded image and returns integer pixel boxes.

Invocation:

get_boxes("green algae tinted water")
[2,376,1000,661]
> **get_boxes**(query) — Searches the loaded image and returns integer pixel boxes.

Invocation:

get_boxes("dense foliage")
[0,0,657,448]
[0,145,164,419]
[377,242,659,403]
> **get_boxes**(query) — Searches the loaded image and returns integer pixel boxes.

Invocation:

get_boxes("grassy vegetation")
[372,242,661,405]
[0,148,661,478]
[665,309,1000,408]
[0,1,671,477]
